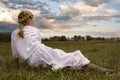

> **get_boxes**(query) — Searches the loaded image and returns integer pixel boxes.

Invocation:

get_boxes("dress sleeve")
[11,32,19,58]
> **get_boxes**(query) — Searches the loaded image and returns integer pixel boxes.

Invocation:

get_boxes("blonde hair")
[18,10,33,38]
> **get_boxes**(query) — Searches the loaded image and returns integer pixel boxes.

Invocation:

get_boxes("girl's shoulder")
[24,25,39,31]
[23,26,41,36]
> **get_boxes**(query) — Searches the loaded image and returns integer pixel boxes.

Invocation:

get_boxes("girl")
[11,10,114,74]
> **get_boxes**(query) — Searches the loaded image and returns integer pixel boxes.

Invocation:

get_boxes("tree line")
[43,35,107,41]
[0,33,120,42]
[0,33,11,42]
[42,35,120,41]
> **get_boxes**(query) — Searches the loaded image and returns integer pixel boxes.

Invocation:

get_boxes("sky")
[0,0,120,38]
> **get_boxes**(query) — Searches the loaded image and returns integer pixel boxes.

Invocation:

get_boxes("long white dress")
[11,25,90,71]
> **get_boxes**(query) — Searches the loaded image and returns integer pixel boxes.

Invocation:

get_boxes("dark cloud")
[40,9,56,19]
[115,20,120,23]
[82,16,111,21]
[1,0,35,5]
[61,9,81,17]
[91,24,98,27]
[59,5,82,18]
[112,14,120,18]
[36,20,52,29]
[84,0,110,6]
[50,0,60,2]
[50,0,120,7]
[49,0,80,3]
[34,16,54,29]
[0,0,50,11]
[49,0,110,6]
[55,16,72,21]
[0,21,18,32]
[82,13,120,22]
[82,0,120,7]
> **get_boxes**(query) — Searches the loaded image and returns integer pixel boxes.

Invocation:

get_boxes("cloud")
[0,9,19,24]
[115,20,120,23]
[59,4,81,17]
[85,31,120,37]
[1,0,35,5]
[1,0,49,9]
[60,29,120,37]
[82,9,120,21]
[55,16,72,21]
[58,1,120,22]
[0,8,41,24]
[50,0,120,6]
[116,32,120,36]
[36,18,55,29]
[89,31,120,37]
[59,2,104,17]
[0,0,120,38]
[84,0,110,6]
[0,0,52,19]
[49,0,81,3]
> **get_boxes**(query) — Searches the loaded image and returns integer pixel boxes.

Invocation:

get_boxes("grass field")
[0,41,120,80]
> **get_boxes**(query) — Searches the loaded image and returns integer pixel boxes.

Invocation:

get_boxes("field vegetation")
[0,41,120,80]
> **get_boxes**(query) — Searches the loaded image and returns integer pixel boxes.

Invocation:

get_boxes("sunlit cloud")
[59,2,100,17]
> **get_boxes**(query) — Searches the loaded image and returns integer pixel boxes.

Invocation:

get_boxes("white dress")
[11,25,90,71]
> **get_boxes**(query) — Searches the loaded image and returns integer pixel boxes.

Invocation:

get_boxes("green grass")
[0,41,120,80]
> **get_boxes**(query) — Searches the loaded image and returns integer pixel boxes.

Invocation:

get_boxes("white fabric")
[11,25,90,71]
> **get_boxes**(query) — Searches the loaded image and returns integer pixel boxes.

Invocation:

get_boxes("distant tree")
[78,35,82,40]
[86,35,93,41]
[71,35,85,41]
[81,36,85,40]
[49,36,60,41]
[73,35,79,41]
[42,38,49,41]
[60,35,67,41]
[0,32,11,42]
[94,37,105,40]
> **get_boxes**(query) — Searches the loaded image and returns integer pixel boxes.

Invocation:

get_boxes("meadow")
[0,41,120,80]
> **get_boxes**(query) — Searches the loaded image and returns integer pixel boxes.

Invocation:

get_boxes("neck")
[26,24,34,26]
